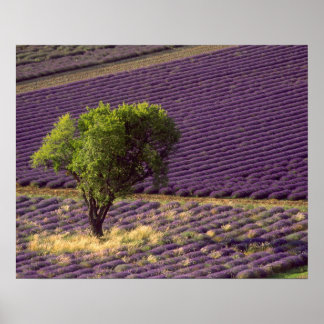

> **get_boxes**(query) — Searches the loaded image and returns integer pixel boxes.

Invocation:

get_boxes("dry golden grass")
[182,257,191,266]
[291,223,307,232]
[16,184,81,199]
[136,254,159,266]
[212,236,224,243]
[28,225,163,255]
[56,205,71,221]
[208,251,222,259]
[206,230,215,238]
[173,247,184,256]
[293,212,306,222]
[55,254,72,266]
[163,210,178,220]
[221,224,232,232]
[243,242,274,255]
[147,254,158,263]
[16,184,308,212]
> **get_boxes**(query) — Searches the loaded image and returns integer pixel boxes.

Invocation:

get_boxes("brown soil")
[16,45,235,94]
[16,184,308,211]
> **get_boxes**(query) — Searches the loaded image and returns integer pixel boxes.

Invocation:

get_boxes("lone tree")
[31,102,181,237]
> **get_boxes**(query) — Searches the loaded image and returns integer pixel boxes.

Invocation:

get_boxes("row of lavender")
[16,45,308,199]
[16,45,113,65]
[16,196,307,278]
[16,45,178,81]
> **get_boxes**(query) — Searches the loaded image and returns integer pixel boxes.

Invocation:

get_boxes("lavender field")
[16,196,307,279]
[16,45,178,81]
[16,45,308,279]
[17,45,308,200]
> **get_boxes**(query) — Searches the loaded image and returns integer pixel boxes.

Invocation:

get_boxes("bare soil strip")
[16,185,308,211]
[16,45,235,94]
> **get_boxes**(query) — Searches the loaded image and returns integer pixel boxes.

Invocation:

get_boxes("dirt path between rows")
[16,185,308,211]
[16,45,235,94]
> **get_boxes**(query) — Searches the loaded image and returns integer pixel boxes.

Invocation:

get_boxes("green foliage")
[31,101,181,210]
[31,113,76,172]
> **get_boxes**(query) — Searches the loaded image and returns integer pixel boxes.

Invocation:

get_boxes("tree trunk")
[88,201,113,237]
[88,208,104,237]
[90,219,104,237]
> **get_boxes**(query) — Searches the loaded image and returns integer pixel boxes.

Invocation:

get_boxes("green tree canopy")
[31,101,181,236]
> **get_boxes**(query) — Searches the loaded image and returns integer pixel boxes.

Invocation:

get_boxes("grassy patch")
[269,266,308,279]
[28,225,164,255]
